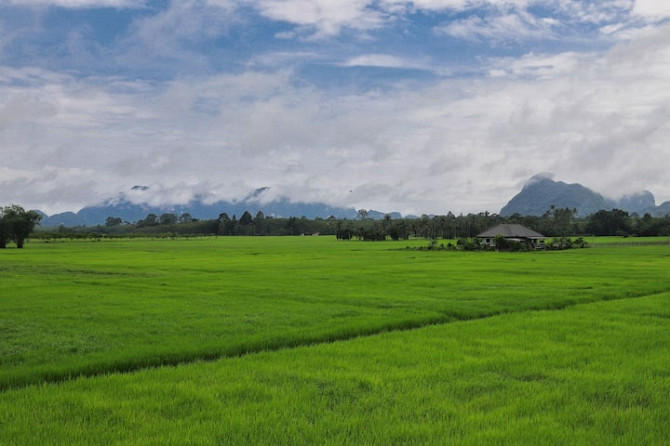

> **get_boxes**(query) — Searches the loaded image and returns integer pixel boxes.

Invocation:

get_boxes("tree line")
[31,206,670,241]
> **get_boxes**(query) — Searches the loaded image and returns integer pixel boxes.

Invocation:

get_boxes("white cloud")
[381,0,533,13]
[438,9,558,42]
[250,0,537,38]
[554,0,632,25]
[340,53,427,70]
[632,0,670,19]
[72,0,659,47]
[379,0,470,13]
[0,165,102,214]
[100,0,241,75]
[487,52,587,79]
[128,0,237,43]
[2,4,670,215]
[4,20,670,214]
[253,0,385,37]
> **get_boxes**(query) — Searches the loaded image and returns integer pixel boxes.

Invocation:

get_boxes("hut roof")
[476,224,545,239]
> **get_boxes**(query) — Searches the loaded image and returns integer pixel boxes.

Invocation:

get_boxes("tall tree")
[139,213,159,227]
[1,205,42,248]
[159,213,178,225]
[0,209,10,249]
[179,213,194,224]
[105,216,123,227]
[586,209,631,236]
[239,211,253,226]
[254,211,266,235]
[217,213,231,235]
[542,206,577,236]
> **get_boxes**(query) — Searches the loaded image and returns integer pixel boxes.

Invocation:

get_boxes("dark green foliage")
[105,216,123,227]
[217,212,232,235]
[336,227,353,240]
[0,205,42,248]
[239,211,254,225]
[178,213,195,223]
[159,213,178,225]
[586,209,632,236]
[136,213,159,227]
[456,237,483,251]
[29,204,670,240]
[493,234,527,251]
[0,214,9,249]
[546,237,588,250]
[357,224,386,241]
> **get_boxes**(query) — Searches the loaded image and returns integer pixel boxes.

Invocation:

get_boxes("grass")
[0,291,668,444]
[1,237,670,391]
[585,235,670,246]
[1,236,670,444]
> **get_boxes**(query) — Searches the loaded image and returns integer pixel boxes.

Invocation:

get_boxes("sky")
[1,0,670,216]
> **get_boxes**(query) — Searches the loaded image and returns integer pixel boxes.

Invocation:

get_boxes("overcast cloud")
[1,0,669,215]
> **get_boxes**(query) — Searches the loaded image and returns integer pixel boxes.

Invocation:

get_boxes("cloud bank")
[1,1,669,215]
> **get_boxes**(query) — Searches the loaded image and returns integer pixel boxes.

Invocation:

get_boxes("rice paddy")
[1,236,669,444]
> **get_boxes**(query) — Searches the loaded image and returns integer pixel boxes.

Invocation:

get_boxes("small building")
[476,224,546,249]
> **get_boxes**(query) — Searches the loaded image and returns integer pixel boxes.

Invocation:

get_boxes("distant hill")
[36,176,670,227]
[501,174,667,217]
[40,187,361,227]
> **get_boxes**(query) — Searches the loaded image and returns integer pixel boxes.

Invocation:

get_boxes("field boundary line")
[3,289,669,393]
[592,241,669,248]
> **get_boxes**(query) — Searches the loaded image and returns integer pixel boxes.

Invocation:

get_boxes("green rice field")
[1,236,669,444]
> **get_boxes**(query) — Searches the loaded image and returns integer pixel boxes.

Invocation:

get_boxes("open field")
[1,236,670,443]
[586,236,670,246]
[2,292,669,445]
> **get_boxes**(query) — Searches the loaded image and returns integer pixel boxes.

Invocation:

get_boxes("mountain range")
[500,174,670,217]
[38,187,362,227]
[35,175,670,227]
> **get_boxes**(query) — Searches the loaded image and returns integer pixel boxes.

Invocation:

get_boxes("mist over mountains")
[39,186,361,227]
[500,174,670,217]
[35,174,670,227]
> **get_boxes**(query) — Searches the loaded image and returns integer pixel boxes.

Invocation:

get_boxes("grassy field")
[2,292,669,445]
[1,236,669,444]
[586,235,670,246]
